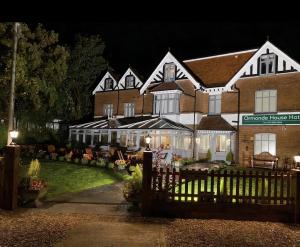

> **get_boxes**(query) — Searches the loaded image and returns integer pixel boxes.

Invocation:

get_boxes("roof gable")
[92,71,118,95]
[118,67,144,89]
[140,51,201,94]
[224,41,300,90]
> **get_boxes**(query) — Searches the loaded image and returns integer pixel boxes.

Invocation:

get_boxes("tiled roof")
[184,50,256,87]
[149,82,183,92]
[197,116,235,131]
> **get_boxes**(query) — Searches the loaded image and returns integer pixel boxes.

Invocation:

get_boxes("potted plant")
[226,150,233,165]
[18,159,47,207]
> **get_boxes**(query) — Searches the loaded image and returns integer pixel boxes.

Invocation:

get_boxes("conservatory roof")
[69,116,192,132]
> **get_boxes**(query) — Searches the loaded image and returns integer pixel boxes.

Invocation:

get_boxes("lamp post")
[7,22,20,145]
[9,130,19,145]
[145,134,152,151]
[294,155,300,169]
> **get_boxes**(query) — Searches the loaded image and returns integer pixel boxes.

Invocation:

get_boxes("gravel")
[0,209,299,247]
[165,218,300,247]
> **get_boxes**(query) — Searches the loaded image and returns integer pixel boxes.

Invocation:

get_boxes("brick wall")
[94,91,118,116]
[118,89,143,115]
[239,125,300,167]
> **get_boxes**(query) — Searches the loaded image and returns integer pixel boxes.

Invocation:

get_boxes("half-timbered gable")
[118,67,144,90]
[92,71,119,94]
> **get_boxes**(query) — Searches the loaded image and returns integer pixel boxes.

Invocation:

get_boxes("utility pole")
[7,22,20,145]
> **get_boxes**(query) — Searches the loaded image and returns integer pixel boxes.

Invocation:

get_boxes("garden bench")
[251,152,278,170]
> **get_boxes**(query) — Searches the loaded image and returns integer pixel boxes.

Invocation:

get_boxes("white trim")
[140,51,201,95]
[118,67,143,89]
[183,49,258,62]
[225,41,300,90]
[92,71,118,95]
[151,89,182,95]
[237,71,300,80]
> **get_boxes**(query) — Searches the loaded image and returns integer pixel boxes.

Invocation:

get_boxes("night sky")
[41,21,300,79]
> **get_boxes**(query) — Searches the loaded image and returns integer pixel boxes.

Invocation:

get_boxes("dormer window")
[125,75,135,88]
[164,63,176,82]
[260,53,275,75]
[105,78,113,90]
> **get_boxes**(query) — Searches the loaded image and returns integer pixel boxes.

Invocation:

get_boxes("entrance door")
[111,131,117,145]
[214,134,227,161]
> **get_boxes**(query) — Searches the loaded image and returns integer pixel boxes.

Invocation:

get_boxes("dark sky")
[42,21,300,78]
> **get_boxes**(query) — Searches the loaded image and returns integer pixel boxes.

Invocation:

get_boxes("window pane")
[261,63,266,74]
[270,90,277,97]
[255,97,262,112]
[215,99,221,114]
[209,99,215,114]
[269,97,276,112]
[255,134,262,141]
[216,135,226,152]
[269,141,276,155]
[261,140,269,152]
[254,141,261,155]
[262,97,269,112]
[256,91,262,98]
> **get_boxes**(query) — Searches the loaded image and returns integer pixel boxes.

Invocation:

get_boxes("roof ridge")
[183,49,258,63]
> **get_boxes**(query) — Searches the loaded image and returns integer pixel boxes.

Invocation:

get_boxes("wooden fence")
[142,152,299,223]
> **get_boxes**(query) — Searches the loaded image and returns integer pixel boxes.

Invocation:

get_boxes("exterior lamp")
[294,155,300,169]
[145,134,152,151]
[9,130,19,145]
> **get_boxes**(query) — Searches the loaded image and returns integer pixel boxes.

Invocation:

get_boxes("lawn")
[20,160,131,199]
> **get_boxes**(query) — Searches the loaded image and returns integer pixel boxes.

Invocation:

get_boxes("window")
[103,104,113,117]
[208,94,221,115]
[199,135,210,152]
[254,133,276,155]
[124,103,135,117]
[154,93,180,114]
[164,63,176,82]
[216,135,227,152]
[104,78,113,90]
[260,54,275,75]
[125,75,135,88]
[255,90,277,113]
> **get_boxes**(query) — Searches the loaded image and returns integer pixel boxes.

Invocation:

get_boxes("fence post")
[1,145,20,210]
[141,151,153,216]
[291,169,300,223]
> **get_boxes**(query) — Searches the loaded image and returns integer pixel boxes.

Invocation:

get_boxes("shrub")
[96,158,106,168]
[27,159,41,179]
[108,162,115,169]
[123,165,143,204]
[90,160,97,166]
[206,149,212,161]
[58,156,65,162]
[81,158,89,165]
[50,153,58,160]
[226,151,233,162]
[74,158,80,164]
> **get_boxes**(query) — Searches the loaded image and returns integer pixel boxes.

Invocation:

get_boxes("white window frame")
[208,94,221,115]
[124,102,135,117]
[103,104,113,118]
[254,133,276,155]
[164,63,176,82]
[255,90,277,113]
[104,78,113,90]
[260,53,275,75]
[154,93,180,115]
[125,75,135,88]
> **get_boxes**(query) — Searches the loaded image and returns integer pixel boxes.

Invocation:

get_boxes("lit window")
[104,78,113,90]
[254,133,276,155]
[164,63,176,82]
[125,75,135,88]
[103,104,113,117]
[255,90,277,113]
[208,94,221,115]
[260,54,275,75]
[154,93,179,114]
[216,135,227,152]
[199,135,210,152]
[124,103,135,117]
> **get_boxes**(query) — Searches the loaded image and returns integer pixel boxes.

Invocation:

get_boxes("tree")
[0,22,69,128]
[65,34,108,120]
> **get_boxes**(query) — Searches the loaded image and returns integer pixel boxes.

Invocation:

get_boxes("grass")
[20,160,131,199]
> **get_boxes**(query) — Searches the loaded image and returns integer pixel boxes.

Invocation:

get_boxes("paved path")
[55,220,166,247]
[38,182,167,246]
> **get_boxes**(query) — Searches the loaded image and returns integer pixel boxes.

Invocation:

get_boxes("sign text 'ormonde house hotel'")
[69,41,300,165]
